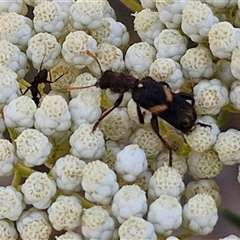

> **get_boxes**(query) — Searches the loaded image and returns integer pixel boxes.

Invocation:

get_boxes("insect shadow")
[69,50,209,166]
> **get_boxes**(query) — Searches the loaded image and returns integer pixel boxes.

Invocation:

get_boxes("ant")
[69,50,208,166]
[21,49,69,106]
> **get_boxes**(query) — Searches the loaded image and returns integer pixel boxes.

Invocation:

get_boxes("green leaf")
[120,0,143,12]
[221,208,240,229]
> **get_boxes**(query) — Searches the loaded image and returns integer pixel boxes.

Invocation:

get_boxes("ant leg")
[136,105,144,124]
[92,93,124,132]
[150,115,173,167]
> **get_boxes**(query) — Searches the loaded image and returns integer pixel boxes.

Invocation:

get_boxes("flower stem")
[177,231,195,239]
[73,192,94,209]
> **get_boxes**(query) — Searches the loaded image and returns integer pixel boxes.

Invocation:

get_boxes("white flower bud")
[81,205,116,240]
[69,123,105,161]
[62,31,97,69]
[47,195,82,231]
[33,1,68,39]
[230,42,240,80]
[149,58,184,91]
[0,220,18,240]
[0,39,28,79]
[129,127,163,159]
[51,154,86,192]
[69,0,105,30]
[187,150,223,179]
[16,208,52,240]
[193,79,229,115]
[0,139,18,176]
[219,235,240,240]
[115,144,148,182]
[26,32,61,70]
[21,172,57,209]
[3,96,36,132]
[180,45,216,81]
[0,0,27,15]
[81,160,119,204]
[111,185,147,223]
[147,195,182,236]
[88,42,125,77]
[55,231,82,240]
[0,12,34,51]
[133,8,165,45]
[34,95,71,136]
[148,163,185,200]
[89,17,129,48]
[214,128,240,165]
[181,1,219,42]
[0,113,6,138]
[183,193,218,235]
[0,186,24,221]
[185,116,220,152]
[100,107,132,141]
[118,217,157,240]
[0,66,19,110]
[185,179,221,206]
[205,0,237,12]
[125,42,156,78]
[208,21,240,59]
[156,0,187,29]
[154,29,188,62]
[69,85,101,130]
[15,128,52,167]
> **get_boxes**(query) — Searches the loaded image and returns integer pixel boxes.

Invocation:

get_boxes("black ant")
[21,60,69,106]
[69,50,208,166]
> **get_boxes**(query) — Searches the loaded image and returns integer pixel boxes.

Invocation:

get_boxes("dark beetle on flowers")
[69,50,205,166]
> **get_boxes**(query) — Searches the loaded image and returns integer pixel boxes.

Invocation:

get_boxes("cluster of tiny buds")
[0,0,240,239]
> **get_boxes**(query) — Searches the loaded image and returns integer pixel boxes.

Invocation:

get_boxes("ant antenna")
[39,42,48,71]
[86,50,103,75]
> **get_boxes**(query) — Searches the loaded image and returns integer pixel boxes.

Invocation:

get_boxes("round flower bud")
[81,160,119,205]
[33,1,68,39]
[183,193,218,235]
[0,113,6,139]
[214,128,240,165]
[125,42,156,78]
[26,32,61,70]
[55,231,82,240]
[15,128,52,167]
[3,96,36,132]
[69,123,105,161]
[219,235,240,240]
[184,116,220,152]
[229,81,240,110]
[147,195,182,236]
[51,154,86,193]
[21,172,57,209]
[115,144,148,182]
[118,217,157,240]
[0,220,18,240]
[16,208,52,240]
[148,163,185,200]
[0,139,18,176]
[0,0,27,15]
[34,95,71,136]
[81,205,116,240]
[129,127,163,159]
[111,184,147,223]
[187,150,223,179]
[0,186,24,221]
[154,29,187,62]
[180,45,216,81]
[133,8,165,45]
[89,17,129,48]
[193,79,229,115]
[61,31,97,69]
[47,195,82,231]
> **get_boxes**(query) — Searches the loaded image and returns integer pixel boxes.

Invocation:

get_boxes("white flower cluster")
[0,0,239,239]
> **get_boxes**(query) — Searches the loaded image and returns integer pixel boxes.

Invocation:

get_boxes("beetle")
[69,50,200,166]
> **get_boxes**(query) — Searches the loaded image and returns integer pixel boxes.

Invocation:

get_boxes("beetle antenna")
[86,50,103,75]
[67,82,99,91]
